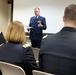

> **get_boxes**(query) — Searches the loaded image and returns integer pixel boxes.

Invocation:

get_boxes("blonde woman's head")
[5,21,26,44]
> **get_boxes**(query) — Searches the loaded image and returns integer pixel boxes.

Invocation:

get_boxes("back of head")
[5,21,26,44]
[64,4,76,22]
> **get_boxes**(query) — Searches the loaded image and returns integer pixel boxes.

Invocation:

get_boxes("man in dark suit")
[39,4,76,75]
[27,7,47,48]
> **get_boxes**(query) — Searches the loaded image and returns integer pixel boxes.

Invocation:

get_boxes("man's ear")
[63,16,66,22]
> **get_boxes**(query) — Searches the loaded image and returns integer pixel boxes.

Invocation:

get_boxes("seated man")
[39,4,76,75]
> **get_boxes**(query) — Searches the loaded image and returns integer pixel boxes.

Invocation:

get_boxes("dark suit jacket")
[39,27,76,75]
[29,16,47,40]
[0,42,38,75]
[0,32,6,44]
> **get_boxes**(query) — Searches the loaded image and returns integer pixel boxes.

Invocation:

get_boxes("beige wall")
[0,0,11,34]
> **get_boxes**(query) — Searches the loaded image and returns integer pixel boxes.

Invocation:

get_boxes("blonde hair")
[5,21,26,44]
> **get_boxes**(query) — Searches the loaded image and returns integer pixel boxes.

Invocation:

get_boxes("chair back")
[32,70,54,75]
[0,61,26,75]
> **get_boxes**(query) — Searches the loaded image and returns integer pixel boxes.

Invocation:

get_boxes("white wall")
[13,0,76,33]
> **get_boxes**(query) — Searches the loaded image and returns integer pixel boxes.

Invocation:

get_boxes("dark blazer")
[29,16,47,40]
[39,27,76,75]
[0,32,6,44]
[0,42,38,75]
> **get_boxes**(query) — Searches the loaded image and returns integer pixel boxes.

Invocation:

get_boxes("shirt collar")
[35,15,40,18]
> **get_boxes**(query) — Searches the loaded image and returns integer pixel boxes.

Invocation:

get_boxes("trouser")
[31,40,41,48]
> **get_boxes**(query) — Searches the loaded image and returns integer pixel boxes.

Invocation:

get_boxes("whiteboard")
[13,0,76,33]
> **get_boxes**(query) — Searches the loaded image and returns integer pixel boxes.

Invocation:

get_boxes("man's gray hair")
[34,7,40,11]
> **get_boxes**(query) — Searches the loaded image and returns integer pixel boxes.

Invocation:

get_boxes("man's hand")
[38,21,43,28]
[38,24,43,27]
[27,28,30,31]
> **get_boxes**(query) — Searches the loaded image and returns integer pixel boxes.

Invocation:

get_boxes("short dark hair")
[34,7,40,11]
[64,4,76,21]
